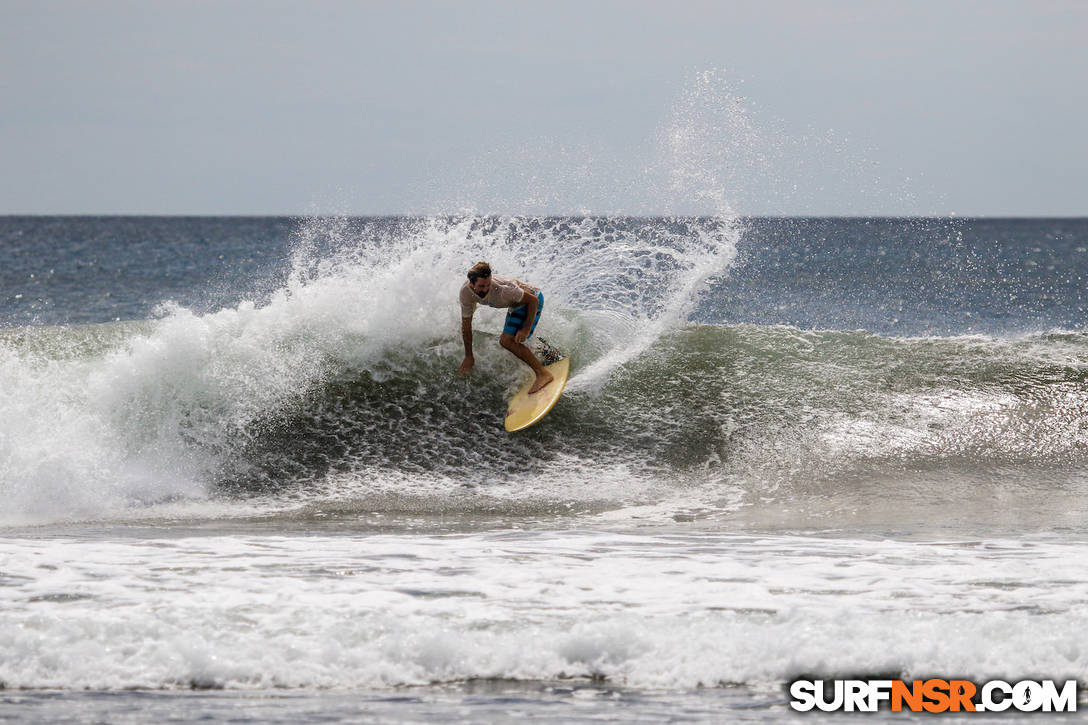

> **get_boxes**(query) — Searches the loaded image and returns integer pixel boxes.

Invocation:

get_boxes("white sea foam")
[2,530,1086,690]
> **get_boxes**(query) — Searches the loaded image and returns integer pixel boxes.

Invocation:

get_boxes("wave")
[2,304,1086,526]
[2,212,1085,525]
[0,215,740,524]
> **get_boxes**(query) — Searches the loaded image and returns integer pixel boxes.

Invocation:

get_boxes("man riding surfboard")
[458,262,554,394]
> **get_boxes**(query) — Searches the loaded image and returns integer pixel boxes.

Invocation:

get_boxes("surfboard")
[504,357,571,432]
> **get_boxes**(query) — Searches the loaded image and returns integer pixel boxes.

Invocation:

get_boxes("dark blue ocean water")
[0,216,295,326]
[716,217,1088,335]
[2,216,1085,335]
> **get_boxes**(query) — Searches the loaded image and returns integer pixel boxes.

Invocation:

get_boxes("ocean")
[1,215,1087,723]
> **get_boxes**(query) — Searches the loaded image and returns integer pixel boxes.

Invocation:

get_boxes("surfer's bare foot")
[529,370,554,394]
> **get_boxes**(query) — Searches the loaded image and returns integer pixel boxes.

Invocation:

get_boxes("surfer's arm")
[458,315,474,375]
[514,290,538,344]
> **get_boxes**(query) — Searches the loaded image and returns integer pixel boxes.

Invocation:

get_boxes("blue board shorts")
[503,291,543,338]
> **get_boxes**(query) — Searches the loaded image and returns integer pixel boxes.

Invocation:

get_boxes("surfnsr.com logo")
[789,679,1078,713]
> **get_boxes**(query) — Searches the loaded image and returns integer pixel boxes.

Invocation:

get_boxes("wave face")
[216,322,1088,478]
[3,307,1086,526]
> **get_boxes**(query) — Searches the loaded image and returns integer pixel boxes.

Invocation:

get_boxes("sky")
[2,0,1086,216]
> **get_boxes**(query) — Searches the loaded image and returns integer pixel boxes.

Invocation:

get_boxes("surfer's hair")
[467,262,492,282]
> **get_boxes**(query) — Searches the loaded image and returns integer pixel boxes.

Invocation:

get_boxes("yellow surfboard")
[504,357,571,432]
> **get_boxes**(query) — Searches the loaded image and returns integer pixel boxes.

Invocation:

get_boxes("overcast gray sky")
[2,0,1085,216]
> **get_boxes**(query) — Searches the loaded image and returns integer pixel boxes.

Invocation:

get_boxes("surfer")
[458,262,554,393]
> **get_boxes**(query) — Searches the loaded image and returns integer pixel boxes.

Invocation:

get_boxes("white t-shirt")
[459,275,536,318]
